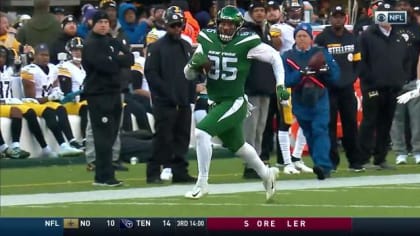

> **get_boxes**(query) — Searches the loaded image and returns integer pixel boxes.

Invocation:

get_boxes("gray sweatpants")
[391,81,420,155]
[243,95,270,155]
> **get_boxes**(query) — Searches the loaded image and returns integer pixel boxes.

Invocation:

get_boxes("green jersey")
[198,29,261,102]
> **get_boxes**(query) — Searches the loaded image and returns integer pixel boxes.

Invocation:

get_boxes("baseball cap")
[92,10,110,26]
[376,2,392,11]
[266,1,280,10]
[34,43,49,54]
[330,5,346,16]
[61,15,77,29]
[52,7,65,15]
[249,0,266,11]
[99,0,117,10]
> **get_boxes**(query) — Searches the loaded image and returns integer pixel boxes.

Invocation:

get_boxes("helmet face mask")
[65,37,84,63]
[216,5,244,43]
[283,0,303,26]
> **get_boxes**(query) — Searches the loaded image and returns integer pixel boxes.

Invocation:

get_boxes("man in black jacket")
[144,6,196,184]
[50,15,78,64]
[358,3,409,169]
[315,5,364,172]
[82,10,134,187]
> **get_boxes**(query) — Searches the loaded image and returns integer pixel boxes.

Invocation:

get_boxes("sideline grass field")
[1,152,420,217]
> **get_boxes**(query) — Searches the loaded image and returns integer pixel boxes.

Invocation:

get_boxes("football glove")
[276,85,290,101]
[48,89,64,101]
[60,90,81,104]
[21,98,39,104]
[397,89,420,104]
[2,98,23,105]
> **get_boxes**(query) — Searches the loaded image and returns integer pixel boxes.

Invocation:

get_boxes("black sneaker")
[348,163,365,172]
[70,140,84,150]
[313,166,326,180]
[172,174,197,183]
[146,177,163,184]
[113,161,129,171]
[92,179,123,187]
[243,167,260,179]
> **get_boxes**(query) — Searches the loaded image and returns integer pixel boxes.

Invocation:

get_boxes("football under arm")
[247,43,285,86]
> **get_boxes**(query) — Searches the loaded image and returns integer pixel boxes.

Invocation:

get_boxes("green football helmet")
[216,5,244,42]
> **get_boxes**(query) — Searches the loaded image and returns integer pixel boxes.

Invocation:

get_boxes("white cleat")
[396,155,408,165]
[415,155,420,164]
[184,184,209,199]
[283,163,300,174]
[160,168,173,181]
[263,167,279,201]
[41,147,59,158]
[58,143,84,157]
[293,160,313,173]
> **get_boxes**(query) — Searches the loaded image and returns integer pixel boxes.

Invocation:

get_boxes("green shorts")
[196,96,247,152]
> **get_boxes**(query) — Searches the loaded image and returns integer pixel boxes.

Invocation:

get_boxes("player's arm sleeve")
[247,43,285,86]
[184,43,204,80]
[57,66,73,94]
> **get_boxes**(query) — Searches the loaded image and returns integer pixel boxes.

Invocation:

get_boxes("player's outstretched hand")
[276,85,290,101]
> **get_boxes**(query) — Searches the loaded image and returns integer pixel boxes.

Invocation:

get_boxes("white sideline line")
[22,202,420,209]
[1,174,420,207]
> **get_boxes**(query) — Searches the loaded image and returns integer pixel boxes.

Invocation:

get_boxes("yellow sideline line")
[0,173,239,188]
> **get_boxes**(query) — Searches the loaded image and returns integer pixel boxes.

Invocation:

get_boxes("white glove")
[48,89,64,101]
[397,89,420,104]
[3,98,23,105]
[21,98,39,104]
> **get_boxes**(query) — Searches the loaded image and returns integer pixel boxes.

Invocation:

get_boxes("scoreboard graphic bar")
[0,217,419,235]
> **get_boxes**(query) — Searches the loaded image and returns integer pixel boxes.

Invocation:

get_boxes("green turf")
[2,184,420,217]
[1,152,420,195]
[0,156,418,195]
[2,151,420,217]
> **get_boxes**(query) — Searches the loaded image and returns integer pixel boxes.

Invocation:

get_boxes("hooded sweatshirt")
[118,3,148,44]
[16,9,61,48]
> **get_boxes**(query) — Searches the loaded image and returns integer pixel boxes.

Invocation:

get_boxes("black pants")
[328,86,359,167]
[147,105,191,179]
[358,88,399,165]
[87,93,122,182]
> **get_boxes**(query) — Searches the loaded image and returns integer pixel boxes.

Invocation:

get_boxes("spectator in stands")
[118,2,148,44]
[0,12,21,52]
[358,3,409,169]
[354,0,383,36]
[144,7,196,184]
[13,14,32,32]
[283,23,340,179]
[315,5,364,172]
[17,0,61,48]
[77,6,97,39]
[51,7,66,23]
[21,43,84,156]
[99,0,127,41]
[50,15,78,64]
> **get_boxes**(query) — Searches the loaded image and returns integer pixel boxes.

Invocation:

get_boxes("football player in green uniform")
[184,5,289,201]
